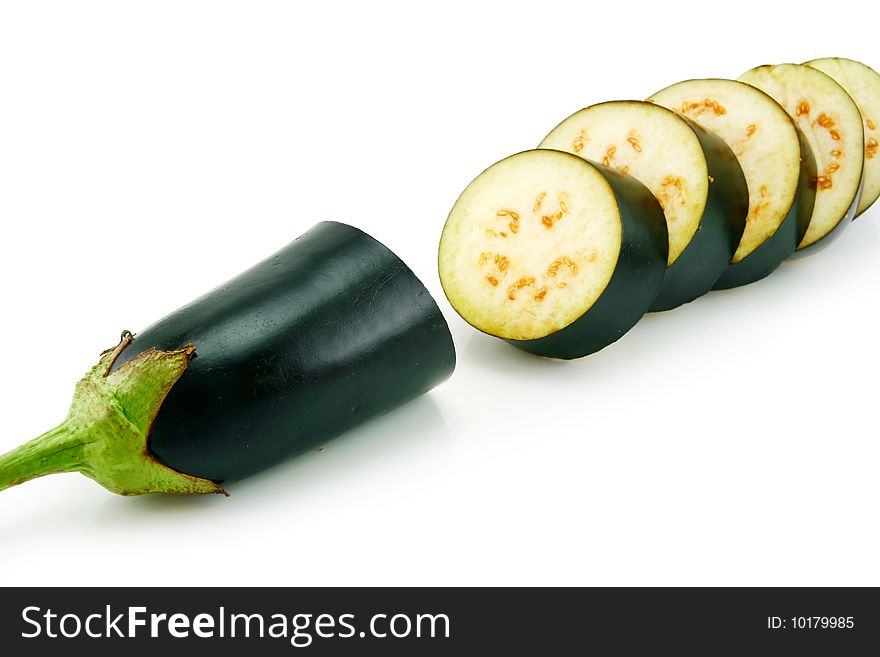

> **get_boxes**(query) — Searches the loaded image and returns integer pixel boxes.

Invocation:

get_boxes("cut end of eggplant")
[649,78,803,263]
[739,64,864,250]
[539,101,707,266]
[805,57,880,217]
[439,150,621,341]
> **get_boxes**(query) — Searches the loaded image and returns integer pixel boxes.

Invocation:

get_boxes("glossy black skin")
[512,162,668,359]
[112,222,456,482]
[650,120,748,311]
[714,127,816,289]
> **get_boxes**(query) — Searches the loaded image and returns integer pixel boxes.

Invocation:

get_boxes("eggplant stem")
[0,332,228,497]
[0,424,91,491]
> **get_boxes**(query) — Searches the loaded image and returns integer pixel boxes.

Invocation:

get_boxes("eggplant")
[539,101,747,311]
[649,78,817,288]
[805,57,880,217]
[739,64,864,253]
[438,149,668,360]
[0,221,456,495]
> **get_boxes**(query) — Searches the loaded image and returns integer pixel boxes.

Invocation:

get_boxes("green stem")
[0,423,90,491]
[0,332,227,497]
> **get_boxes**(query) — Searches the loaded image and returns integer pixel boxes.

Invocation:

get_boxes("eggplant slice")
[805,57,880,217]
[739,64,864,252]
[649,79,816,288]
[438,150,667,359]
[539,101,747,310]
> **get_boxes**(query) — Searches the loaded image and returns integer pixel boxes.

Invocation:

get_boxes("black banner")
[1,587,877,654]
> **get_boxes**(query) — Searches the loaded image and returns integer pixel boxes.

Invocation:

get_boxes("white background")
[1,0,878,586]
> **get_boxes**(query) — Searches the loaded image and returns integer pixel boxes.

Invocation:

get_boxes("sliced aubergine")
[805,57,880,217]
[739,64,864,252]
[539,100,747,311]
[0,222,456,495]
[649,78,817,289]
[438,149,668,360]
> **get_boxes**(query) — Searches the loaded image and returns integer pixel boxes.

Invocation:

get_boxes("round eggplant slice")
[539,101,747,310]
[438,149,667,360]
[649,78,816,289]
[805,57,880,216]
[739,64,864,252]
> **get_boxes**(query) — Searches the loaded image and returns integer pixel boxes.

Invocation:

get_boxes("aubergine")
[438,149,668,360]
[539,100,748,311]
[739,64,864,253]
[805,57,880,217]
[0,221,456,495]
[649,78,817,288]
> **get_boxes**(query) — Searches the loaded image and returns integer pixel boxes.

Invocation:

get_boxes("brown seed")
[867,137,878,159]
[602,145,617,166]
[746,124,757,137]
[867,118,876,131]
[496,256,509,272]
[760,185,768,198]
[487,275,499,286]
[817,113,834,128]
[479,252,491,265]
[541,211,563,229]
[812,175,833,190]
[547,256,577,277]
[572,130,588,154]
[627,136,642,152]
[826,163,840,173]
[831,149,842,157]
[796,101,810,117]
[534,287,548,301]
[830,129,841,140]
[533,192,546,212]
[497,209,509,217]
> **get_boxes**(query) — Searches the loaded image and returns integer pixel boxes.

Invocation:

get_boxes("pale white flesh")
[438,150,621,341]
[806,57,880,216]
[739,64,864,249]
[649,79,802,263]
[539,101,707,266]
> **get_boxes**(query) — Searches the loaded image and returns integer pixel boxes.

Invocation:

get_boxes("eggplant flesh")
[114,221,456,482]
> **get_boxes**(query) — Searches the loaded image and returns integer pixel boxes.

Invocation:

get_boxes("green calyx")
[0,331,228,497]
